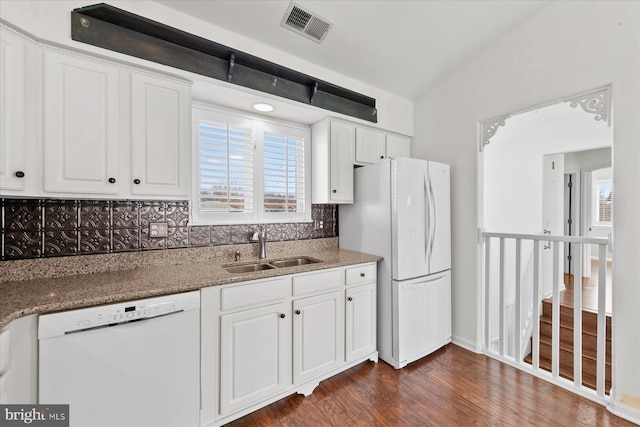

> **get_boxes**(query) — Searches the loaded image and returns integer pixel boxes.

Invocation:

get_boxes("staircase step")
[541,300,611,337]
[524,353,611,394]
[537,334,611,366]
[538,321,611,363]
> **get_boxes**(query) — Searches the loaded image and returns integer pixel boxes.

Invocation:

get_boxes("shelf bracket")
[227,53,235,82]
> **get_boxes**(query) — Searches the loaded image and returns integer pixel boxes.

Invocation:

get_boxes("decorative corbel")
[479,115,510,151]
[565,86,611,125]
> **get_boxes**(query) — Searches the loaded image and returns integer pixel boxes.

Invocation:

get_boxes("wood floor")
[226,345,634,427]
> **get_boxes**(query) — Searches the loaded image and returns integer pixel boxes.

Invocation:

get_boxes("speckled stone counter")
[0,238,380,329]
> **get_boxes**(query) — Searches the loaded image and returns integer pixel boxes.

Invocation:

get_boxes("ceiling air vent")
[280,2,333,44]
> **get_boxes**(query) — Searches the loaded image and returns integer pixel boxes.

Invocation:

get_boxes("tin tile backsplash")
[0,199,338,261]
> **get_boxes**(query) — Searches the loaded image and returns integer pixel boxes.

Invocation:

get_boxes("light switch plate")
[149,222,168,238]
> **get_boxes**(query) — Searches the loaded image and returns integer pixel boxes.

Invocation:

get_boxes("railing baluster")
[499,237,505,357]
[573,243,583,388]
[532,240,540,370]
[484,237,491,352]
[551,240,561,379]
[596,244,607,398]
[480,231,609,403]
[515,239,522,362]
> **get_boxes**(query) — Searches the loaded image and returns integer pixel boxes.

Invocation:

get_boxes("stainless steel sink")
[223,256,322,273]
[270,257,322,268]
[224,263,276,274]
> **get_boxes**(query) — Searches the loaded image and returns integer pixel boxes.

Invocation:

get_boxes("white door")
[392,157,430,280]
[130,72,190,196]
[219,302,291,415]
[292,291,342,384]
[427,161,451,274]
[542,154,565,295]
[43,51,120,194]
[393,271,451,367]
[329,121,355,203]
[345,283,376,362]
[0,29,27,192]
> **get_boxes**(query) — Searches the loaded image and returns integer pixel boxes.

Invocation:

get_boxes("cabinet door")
[0,29,27,192]
[43,51,119,194]
[345,283,376,362]
[386,134,411,158]
[130,72,190,196]
[293,291,342,384]
[355,127,386,164]
[329,121,354,203]
[219,302,291,415]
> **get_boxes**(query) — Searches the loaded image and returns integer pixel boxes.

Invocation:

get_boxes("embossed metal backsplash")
[0,199,337,261]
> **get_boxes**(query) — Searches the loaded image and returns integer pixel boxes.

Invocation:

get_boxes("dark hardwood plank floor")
[226,344,634,427]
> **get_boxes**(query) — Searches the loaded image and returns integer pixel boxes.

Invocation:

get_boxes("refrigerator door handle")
[424,173,430,262]
[428,176,437,263]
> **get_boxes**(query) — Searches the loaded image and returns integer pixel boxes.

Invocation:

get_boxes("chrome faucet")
[251,226,267,259]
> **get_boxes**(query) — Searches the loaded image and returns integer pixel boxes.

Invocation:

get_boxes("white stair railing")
[481,231,610,403]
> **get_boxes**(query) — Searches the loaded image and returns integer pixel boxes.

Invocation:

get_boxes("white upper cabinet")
[355,127,386,164]
[0,23,192,200]
[43,51,120,194]
[130,72,190,196]
[0,28,28,192]
[385,133,411,159]
[311,119,355,204]
[355,128,411,165]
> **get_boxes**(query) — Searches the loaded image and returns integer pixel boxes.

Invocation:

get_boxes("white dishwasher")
[38,291,200,427]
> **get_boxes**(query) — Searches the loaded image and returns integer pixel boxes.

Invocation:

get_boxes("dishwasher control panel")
[38,291,200,339]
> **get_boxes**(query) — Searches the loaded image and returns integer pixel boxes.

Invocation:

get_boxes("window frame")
[191,102,311,225]
[592,178,613,226]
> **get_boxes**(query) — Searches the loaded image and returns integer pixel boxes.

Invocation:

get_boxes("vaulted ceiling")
[154,0,548,100]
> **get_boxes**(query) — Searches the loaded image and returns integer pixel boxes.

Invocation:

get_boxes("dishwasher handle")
[64,309,184,335]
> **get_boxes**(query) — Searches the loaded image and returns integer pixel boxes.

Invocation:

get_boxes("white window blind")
[263,132,306,214]
[197,120,254,214]
[192,104,310,224]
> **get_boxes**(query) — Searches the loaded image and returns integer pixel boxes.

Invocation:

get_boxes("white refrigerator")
[339,157,451,368]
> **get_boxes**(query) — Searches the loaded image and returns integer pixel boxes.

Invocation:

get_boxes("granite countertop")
[0,244,380,329]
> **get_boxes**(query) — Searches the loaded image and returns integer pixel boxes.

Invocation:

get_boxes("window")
[593,179,613,225]
[192,104,311,224]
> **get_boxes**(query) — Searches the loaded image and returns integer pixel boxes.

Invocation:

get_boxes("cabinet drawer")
[292,269,341,296]
[0,329,9,376]
[221,277,290,312]
[345,264,376,286]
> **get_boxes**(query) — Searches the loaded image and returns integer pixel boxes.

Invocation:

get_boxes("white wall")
[0,0,413,135]
[413,1,640,420]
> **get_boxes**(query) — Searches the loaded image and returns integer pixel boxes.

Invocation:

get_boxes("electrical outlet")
[314,220,323,230]
[149,222,168,238]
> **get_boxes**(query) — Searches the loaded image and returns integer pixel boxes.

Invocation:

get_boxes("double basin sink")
[223,256,322,274]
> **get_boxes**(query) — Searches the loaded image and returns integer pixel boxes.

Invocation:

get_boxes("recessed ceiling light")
[253,103,274,112]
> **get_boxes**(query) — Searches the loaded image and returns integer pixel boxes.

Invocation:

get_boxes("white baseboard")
[607,399,640,425]
[451,335,481,353]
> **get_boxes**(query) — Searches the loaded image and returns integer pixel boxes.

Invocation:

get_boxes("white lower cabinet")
[293,290,342,385]
[201,263,377,427]
[345,283,376,362]
[219,301,291,415]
